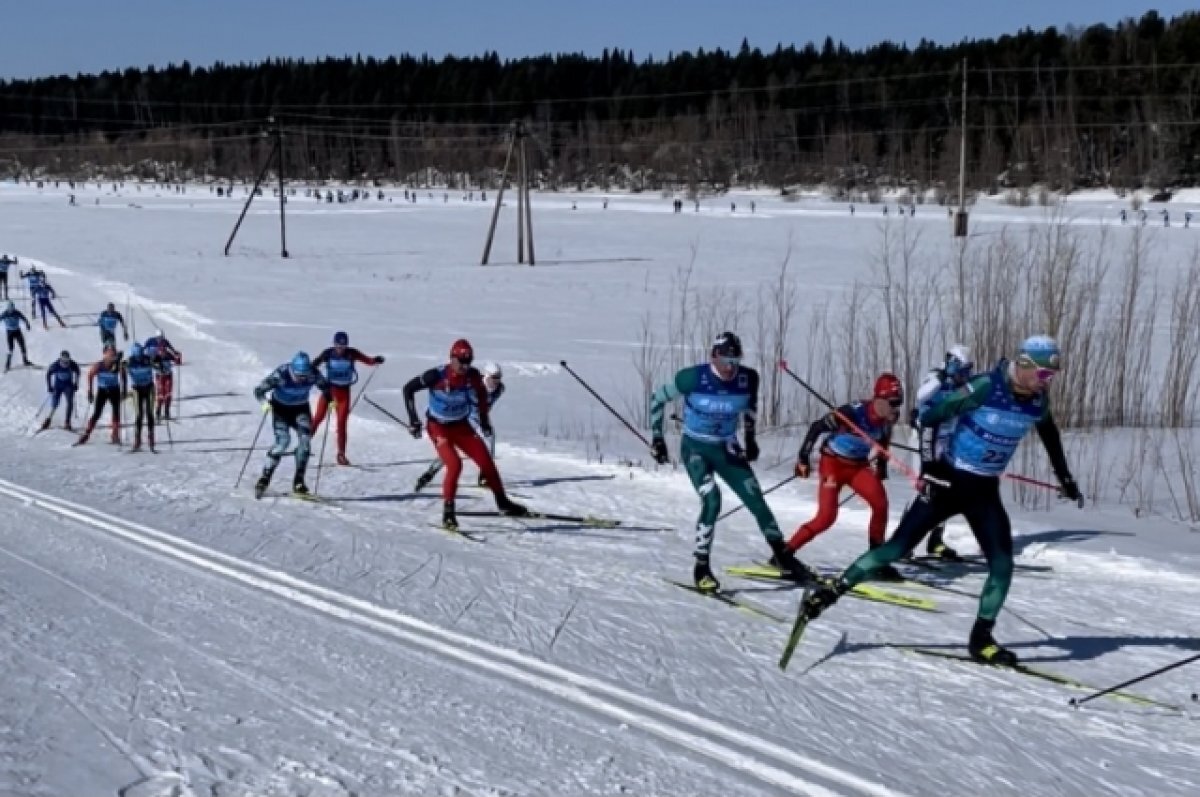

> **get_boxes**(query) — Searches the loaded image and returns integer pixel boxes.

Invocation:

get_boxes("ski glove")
[650,437,670,465]
[744,435,760,464]
[253,388,267,403]
[373,355,385,364]
[875,459,888,481]
[795,459,811,479]
[479,418,494,437]
[1058,474,1083,504]
[408,420,423,439]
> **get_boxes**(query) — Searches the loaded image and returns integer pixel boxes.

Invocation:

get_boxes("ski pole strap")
[560,359,649,446]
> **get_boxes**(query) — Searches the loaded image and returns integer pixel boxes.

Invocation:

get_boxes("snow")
[1,180,1199,796]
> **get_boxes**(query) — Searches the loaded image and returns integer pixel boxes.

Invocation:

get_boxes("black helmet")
[711,331,743,359]
[59,349,70,359]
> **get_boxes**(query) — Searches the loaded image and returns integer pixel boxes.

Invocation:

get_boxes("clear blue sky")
[0,0,1194,80]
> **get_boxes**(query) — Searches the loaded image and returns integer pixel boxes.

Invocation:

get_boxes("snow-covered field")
[1,181,1199,797]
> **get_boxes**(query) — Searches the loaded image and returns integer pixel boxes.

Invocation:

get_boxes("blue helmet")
[1018,335,1061,369]
[129,343,144,358]
[289,352,313,379]
[333,330,349,346]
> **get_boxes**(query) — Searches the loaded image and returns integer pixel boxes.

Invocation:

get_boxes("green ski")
[663,579,788,624]
[779,588,814,671]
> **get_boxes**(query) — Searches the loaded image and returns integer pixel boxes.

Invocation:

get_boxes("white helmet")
[947,344,972,367]
[482,361,502,380]
[155,328,164,338]
[945,344,973,379]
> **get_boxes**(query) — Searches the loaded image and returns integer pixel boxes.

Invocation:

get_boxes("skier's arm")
[18,311,30,331]
[875,425,892,479]
[45,368,53,392]
[1035,409,1072,482]
[119,364,128,394]
[71,362,80,389]
[253,370,281,403]
[798,408,843,462]
[402,368,440,426]
[314,371,333,403]
[470,371,491,431]
[311,348,330,368]
[914,372,943,409]
[117,312,127,335]
[350,348,379,366]
[742,368,761,460]
[649,367,700,439]
[489,382,505,407]
[918,374,992,426]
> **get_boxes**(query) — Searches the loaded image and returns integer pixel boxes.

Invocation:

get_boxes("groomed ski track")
[0,476,904,797]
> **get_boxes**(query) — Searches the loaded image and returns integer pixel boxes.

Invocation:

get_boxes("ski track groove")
[0,476,912,797]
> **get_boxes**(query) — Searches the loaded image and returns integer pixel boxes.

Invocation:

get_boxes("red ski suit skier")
[311,345,382,460]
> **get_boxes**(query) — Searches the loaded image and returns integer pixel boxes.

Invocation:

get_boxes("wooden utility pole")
[225,118,288,257]
[954,59,969,238]
[481,121,535,265]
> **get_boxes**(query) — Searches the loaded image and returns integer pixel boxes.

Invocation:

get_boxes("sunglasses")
[715,355,741,367]
[454,354,473,366]
[887,397,904,407]
[1033,367,1059,383]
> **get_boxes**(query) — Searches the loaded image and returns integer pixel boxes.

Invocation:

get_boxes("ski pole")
[892,437,1070,500]
[717,474,798,521]
[1069,652,1200,708]
[349,365,381,414]
[234,405,270,489]
[779,361,934,491]
[26,394,52,433]
[363,395,417,433]
[560,359,649,446]
[162,402,174,448]
[313,400,332,496]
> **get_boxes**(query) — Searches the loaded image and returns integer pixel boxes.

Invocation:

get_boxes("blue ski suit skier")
[125,343,158,451]
[20,267,44,315]
[0,253,14,299]
[906,344,974,560]
[648,331,805,592]
[796,335,1083,666]
[143,330,181,421]
[97,303,128,348]
[41,350,81,431]
[31,279,65,329]
[414,360,504,491]
[253,352,332,498]
[1,301,33,371]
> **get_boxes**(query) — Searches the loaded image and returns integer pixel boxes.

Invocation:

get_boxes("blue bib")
[127,357,155,387]
[96,364,121,390]
[427,366,474,422]
[1,311,20,331]
[270,366,317,406]
[681,364,752,443]
[324,353,357,386]
[99,312,120,332]
[824,402,888,460]
[946,363,1046,476]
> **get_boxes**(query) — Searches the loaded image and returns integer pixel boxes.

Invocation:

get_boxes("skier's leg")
[785,456,851,552]
[961,478,1014,622]
[292,410,313,485]
[715,453,783,546]
[428,421,463,502]
[263,411,292,476]
[681,436,722,560]
[332,385,351,457]
[311,392,329,433]
[846,465,889,547]
[842,483,960,587]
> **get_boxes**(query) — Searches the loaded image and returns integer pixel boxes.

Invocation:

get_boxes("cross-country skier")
[0,254,13,299]
[97,303,128,348]
[648,331,805,592]
[782,372,904,581]
[252,352,333,498]
[143,329,181,421]
[907,345,974,560]
[77,344,127,445]
[31,278,65,329]
[403,339,527,530]
[125,343,158,452]
[41,350,80,431]
[311,330,384,466]
[794,335,1082,666]
[19,266,44,316]
[1,300,33,372]
[415,360,504,491]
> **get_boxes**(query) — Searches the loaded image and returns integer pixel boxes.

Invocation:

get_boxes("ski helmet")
[5,301,13,312]
[945,344,974,378]
[59,350,70,361]
[154,328,164,338]
[129,343,143,358]
[103,342,116,355]
[333,330,349,346]
[873,372,904,403]
[450,338,474,365]
[1017,335,1061,369]
[482,361,503,380]
[107,302,115,312]
[711,331,743,360]
[290,351,313,379]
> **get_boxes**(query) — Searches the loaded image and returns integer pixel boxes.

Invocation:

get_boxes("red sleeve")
[311,347,331,368]
[351,348,375,365]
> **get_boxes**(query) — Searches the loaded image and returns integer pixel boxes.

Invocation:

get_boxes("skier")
[97,302,128,348]
[402,339,527,530]
[1,300,33,371]
[125,343,158,452]
[781,372,904,581]
[31,277,65,329]
[794,335,1083,666]
[415,360,504,491]
[310,330,385,466]
[907,345,974,560]
[0,253,13,299]
[252,352,333,498]
[648,331,805,592]
[78,344,127,445]
[143,329,181,421]
[19,266,44,315]
[41,350,81,431]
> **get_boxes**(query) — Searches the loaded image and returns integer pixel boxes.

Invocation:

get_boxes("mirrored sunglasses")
[716,355,741,367]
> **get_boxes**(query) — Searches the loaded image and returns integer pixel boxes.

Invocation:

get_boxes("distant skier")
[907,345,975,561]
[143,329,181,421]
[31,278,65,329]
[403,339,527,530]
[783,372,904,582]
[310,330,384,466]
[0,253,14,299]
[252,352,333,498]
[97,303,128,347]
[1,300,33,371]
[415,360,504,491]
[77,344,127,446]
[648,331,804,592]
[794,335,1083,666]
[125,343,158,452]
[41,350,81,431]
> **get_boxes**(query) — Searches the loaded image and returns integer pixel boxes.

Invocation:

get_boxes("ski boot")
[800,579,848,622]
[148,433,156,454]
[63,421,73,431]
[442,500,459,531]
[496,495,529,517]
[131,433,142,453]
[76,420,96,445]
[693,557,720,593]
[254,468,274,500]
[336,453,350,466]
[109,424,120,445]
[414,469,435,492]
[768,538,819,583]
[872,563,906,582]
[969,618,1018,667]
[477,474,489,489]
[292,478,310,497]
[38,417,51,432]
[925,526,961,561]
[22,358,33,368]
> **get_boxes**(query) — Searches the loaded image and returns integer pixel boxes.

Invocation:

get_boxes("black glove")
[479,418,494,437]
[744,435,760,463]
[650,437,670,465]
[408,419,423,439]
[1058,474,1083,504]
[374,355,385,364]
[875,459,888,481]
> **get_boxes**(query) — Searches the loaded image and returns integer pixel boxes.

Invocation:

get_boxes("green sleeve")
[649,367,699,438]
[918,374,992,426]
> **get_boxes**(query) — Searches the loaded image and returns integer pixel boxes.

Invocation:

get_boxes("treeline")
[2,10,1199,191]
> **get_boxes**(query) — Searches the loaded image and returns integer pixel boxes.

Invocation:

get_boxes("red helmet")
[873,372,903,402]
[450,338,474,365]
